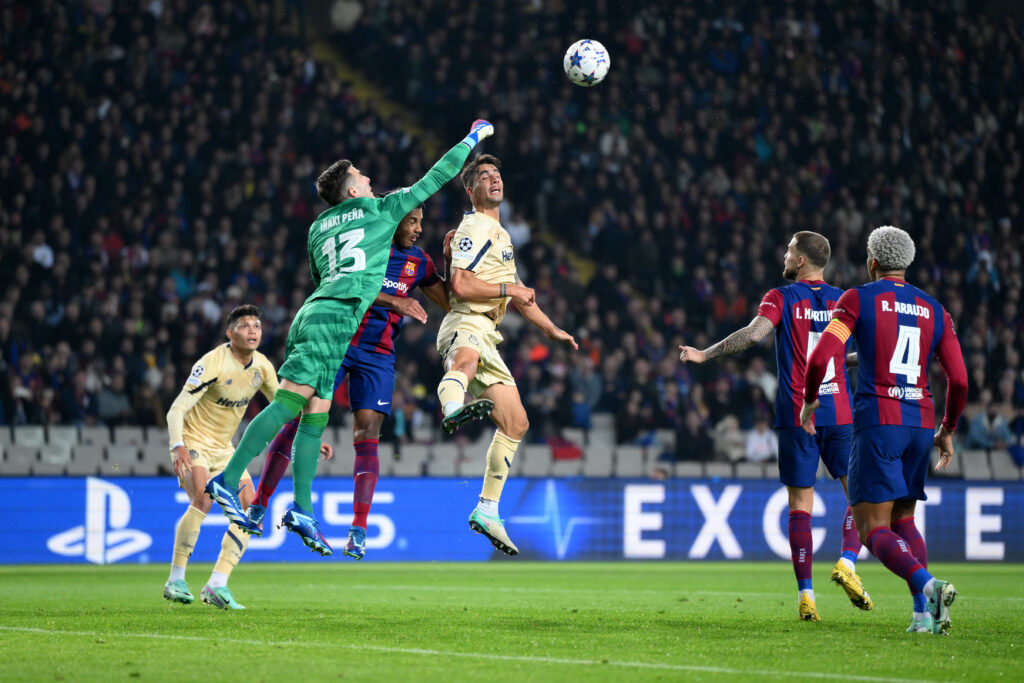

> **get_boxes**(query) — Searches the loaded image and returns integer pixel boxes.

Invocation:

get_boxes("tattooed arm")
[678,316,775,364]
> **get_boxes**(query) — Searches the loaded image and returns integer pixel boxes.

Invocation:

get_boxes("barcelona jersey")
[347,244,440,357]
[758,280,853,429]
[830,278,952,429]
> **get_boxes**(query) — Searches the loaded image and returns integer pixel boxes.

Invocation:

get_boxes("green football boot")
[163,579,194,604]
[927,579,957,635]
[906,613,935,633]
[201,584,245,610]
[468,508,518,555]
[441,399,494,435]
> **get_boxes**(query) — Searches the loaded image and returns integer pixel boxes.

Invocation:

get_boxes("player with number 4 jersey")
[205,120,496,556]
[802,226,968,635]
[679,231,870,622]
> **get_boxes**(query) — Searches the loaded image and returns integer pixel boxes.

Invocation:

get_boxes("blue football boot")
[247,503,267,537]
[204,473,253,531]
[281,502,333,556]
[343,525,366,560]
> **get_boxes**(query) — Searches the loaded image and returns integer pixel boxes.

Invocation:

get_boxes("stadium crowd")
[2,0,1023,465]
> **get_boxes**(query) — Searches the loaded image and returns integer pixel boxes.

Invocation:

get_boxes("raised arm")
[378,120,493,224]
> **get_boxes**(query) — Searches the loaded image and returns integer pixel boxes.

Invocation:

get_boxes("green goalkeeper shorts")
[278,297,361,399]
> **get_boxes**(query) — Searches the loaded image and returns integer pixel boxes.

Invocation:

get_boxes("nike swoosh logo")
[377,400,390,406]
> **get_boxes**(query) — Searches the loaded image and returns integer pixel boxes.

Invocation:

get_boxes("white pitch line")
[0,626,949,683]
[332,583,1021,603]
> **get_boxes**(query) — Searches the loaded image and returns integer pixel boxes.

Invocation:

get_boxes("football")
[563,39,610,87]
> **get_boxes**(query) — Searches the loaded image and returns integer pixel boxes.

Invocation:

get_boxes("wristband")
[499,283,507,298]
[171,441,185,450]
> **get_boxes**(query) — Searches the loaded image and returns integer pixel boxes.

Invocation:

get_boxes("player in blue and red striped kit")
[680,231,870,621]
[802,226,968,635]
[248,201,450,559]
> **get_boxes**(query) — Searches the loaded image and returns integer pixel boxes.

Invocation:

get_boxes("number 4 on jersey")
[889,325,921,384]
[321,229,366,282]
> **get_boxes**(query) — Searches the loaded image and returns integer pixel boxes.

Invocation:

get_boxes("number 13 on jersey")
[321,229,366,282]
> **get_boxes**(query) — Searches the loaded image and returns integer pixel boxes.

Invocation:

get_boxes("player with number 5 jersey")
[802,226,968,635]
[205,120,497,556]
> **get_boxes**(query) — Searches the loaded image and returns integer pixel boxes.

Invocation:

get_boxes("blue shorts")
[333,346,396,416]
[848,425,933,505]
[777,425,853,488]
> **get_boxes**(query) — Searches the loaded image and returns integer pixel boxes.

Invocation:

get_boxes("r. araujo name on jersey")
[349,244,440,356]
[830,278,952,428]
[758,280,854,429]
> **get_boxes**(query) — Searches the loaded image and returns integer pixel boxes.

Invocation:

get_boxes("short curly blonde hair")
[867,225,915,271]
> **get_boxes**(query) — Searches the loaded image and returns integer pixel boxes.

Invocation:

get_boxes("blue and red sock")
[893,516,928,613]
[789,510,813,592]
[352,439,379,529]
[253,418,299,507]
[840,505,861,565]
[866,526,932,594]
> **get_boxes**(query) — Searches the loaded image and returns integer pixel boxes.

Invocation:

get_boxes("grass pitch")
[0,562,1020,682]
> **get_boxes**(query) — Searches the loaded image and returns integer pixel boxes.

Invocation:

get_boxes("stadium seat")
[0,426,11,447]
[522,445,551,477]
[3,445,37,475]
[104,445,139,476]
[13,425,45,447]
[930,450,963,478]
[551,457,582,477]
[377,444,395,476]
[47,425,78,449]
[69,445,104,476]
[614,446,645,478]
[114,426,145,446]
[654,429,676,452]
[989,450,1022,481]
[581,441,613,477]
[590,413,615,445]
[412,422,434,444]
[735,462,767,479]
[561,427,586,446]
[429,444,460,477]
[144,426,168,444]
[704,462,734,479]
[79,426,111,447]
[674,461,703,478]
[392,444,428,477]
[427,456,457,476]
[961,449,993,480]
[457,456,481,478]
[141,444,170,476]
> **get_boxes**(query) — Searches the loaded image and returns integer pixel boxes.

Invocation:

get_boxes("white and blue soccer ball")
[563,39,610,87]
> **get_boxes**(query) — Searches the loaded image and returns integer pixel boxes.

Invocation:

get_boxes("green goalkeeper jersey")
[304,141,470,308]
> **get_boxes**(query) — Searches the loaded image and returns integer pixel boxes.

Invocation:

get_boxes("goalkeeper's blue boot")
[247,504,267,537]
[204,473,252,530]
[281,502,333,556]
[343,525,366,560]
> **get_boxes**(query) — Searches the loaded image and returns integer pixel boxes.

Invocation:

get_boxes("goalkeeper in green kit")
[206,120,495,555]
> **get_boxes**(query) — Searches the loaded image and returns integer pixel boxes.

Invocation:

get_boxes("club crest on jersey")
[403,260,417,277]
[251,369,262,388]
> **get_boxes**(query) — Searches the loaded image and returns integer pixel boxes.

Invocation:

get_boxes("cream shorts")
[436,311,516,397]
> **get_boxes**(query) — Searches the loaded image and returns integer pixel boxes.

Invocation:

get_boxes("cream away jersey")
[449,211,517,324]
[167,343,278,454]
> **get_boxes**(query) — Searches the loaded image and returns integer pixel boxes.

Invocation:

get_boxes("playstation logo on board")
[47,477,151,564]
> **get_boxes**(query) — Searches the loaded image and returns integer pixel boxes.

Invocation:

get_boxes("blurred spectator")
[675,411,715,463]
[744,419,780,463]
[966,389,1015,451]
